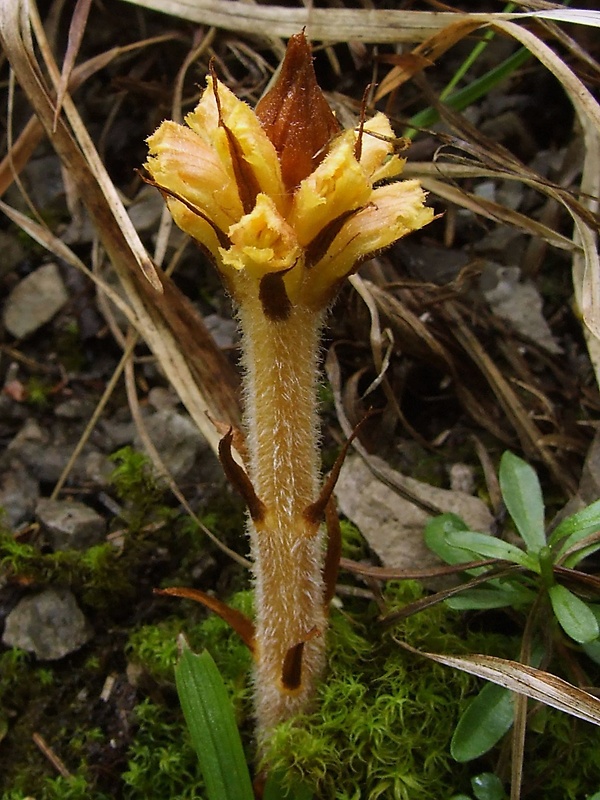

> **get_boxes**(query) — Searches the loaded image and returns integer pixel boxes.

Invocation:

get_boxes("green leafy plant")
[425,450,600,762]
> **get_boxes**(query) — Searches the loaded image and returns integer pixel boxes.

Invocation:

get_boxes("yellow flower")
[145,32,433,313]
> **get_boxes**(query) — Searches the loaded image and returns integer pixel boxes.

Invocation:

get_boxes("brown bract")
[255,32,341,192]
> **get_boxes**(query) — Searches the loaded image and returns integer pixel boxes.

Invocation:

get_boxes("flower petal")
[164,198,226,265]
[290,134,372,247]
[145,120,243,234]
[359,113,406,183]
[187,78,287,214]
[220,194,302,280]
[304,181,434,307]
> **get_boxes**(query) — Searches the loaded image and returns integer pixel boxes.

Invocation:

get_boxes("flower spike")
[146,31,434,751]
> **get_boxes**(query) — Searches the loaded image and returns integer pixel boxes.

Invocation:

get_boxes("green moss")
[3,581,598,799]
[268,582,477,799]
[0,532,131,611]
[339,519,370,561]
[127,591,254,712]
[124,582,600,799]
[25,376,52,408]
[121,699,205,800]
[109,446,173,534]
[266,582,600,799]
[3,774,110,800]
[122,594,256,799]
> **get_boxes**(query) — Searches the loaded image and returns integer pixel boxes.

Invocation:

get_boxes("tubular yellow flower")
[145,31,434,751]
[221,194,301,279]
[145,34,433,314]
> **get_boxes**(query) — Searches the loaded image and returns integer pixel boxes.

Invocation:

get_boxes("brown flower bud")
[255,31,341,192]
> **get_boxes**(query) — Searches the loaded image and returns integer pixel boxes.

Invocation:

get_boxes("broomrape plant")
[145,32,433,747]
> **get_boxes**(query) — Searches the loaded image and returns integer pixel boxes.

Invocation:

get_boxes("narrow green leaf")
[499,451,545,553]
[175,646,254,800]
[446,584,533,611]
[445,529,535,569]
[451,682,514,762]
[548,584,600,644]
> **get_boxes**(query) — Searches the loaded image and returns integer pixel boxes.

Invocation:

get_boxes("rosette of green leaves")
[425,451,600,761]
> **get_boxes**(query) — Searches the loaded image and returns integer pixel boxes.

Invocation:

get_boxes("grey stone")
[3,263,69,338]
[395,241,469,285]
[127,185,165,233]
[0,230,26,280]
[83,451,114,486]
[54,398,96,420]
[22,155,66,212]
[6,418,94,484]
[147,386,179,412]
[100,417,137,449]
[2,588,92,660]
[0,459,39,528]
[36,498,106,551]
[135,409,205,481]
[204,313,238,349]
[480,262,562,354]
[336,455,493,584]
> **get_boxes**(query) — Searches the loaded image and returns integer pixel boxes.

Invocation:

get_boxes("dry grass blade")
[339,555,499,581]
[374,17,484,102]
[444,303,577,494]
[489,19,600,368]
[53,0,92,130]
[528,10,600,27]
[117,1,519,43]
[361,281,516,445]
[0,199,140,325]
[0,33,177,196]
[0,0,241,455]
[417,176,578,252]
[395,640,600,727]
[381,565,524,622]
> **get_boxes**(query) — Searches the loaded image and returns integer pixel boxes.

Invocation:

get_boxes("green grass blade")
[439,2,517,101]
[405,47,531,138]
[175,646,254,800]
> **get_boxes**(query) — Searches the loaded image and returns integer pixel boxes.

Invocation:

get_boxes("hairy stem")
[239,288,326,744]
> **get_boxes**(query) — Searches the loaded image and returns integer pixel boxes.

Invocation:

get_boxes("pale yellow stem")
[238,286,326,744]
